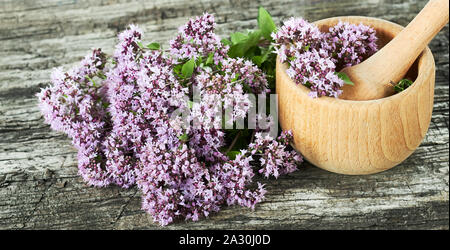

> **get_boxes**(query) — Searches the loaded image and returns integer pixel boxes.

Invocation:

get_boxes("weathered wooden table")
[0,0,448,230]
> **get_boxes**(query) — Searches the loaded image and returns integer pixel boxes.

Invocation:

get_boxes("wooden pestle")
[339,0,449,101]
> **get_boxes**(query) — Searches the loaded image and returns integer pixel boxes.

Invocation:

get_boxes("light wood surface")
[277,16,436,175]
[0,0,448,229]
[339,0,449,101]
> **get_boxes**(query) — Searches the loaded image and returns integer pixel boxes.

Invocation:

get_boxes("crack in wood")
[112,189,139,226]
[0,0,448,230]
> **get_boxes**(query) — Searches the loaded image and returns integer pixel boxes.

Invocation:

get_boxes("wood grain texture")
[277,16,436,175]
[0,0,448,229]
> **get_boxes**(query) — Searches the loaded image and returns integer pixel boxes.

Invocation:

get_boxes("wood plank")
[0,0,448,229]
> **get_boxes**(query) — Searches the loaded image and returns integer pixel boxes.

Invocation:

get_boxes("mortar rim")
[276,16,435,104]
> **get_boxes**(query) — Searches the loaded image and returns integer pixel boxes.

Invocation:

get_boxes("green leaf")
[400,79,413,87]
[303,44,311,51]
[196,56,203,67]
[97,72,107,80]
[85,75,97,87]
[178,133,189,142]
[173,63,182,75]
[226,150,241,160]
[205,53,214,65]
[221,38,232,46]
[244,45,260,58]
[228,30,262,58]
[187,100,194,109]
[230,32,248,44]
[252,55,263,66]
[393,78,413,93]
[242,82,253,93]
[250,45,271,66]
[230,73,240,82]
[95,154,103,162]
[102,102,109,109]
[335,72,354,85]
[257,7,277,41]
[136,41,144,49]
[181,58,196,78]
[228,43,247,58]
[257,45,273,65]
[147,42,160,50]
[248,30,262,45]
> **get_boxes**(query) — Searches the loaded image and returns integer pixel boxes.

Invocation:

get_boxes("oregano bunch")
[221,8,379,98]
[272,17,378,97]
[37,13,303,226]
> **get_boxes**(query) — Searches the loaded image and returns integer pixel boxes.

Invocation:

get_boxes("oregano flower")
[272,18,379,98]
[37,13,303,226]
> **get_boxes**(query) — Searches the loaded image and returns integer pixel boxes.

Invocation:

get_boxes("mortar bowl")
[276,16,435,175]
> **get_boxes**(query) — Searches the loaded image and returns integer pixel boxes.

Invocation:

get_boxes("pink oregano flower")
[37,13,303,226]
[272,18,378,98]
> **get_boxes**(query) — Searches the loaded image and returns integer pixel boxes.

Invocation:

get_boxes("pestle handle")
[339,0,449,101]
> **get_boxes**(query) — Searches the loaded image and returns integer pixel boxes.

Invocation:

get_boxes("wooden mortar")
[276,16,435,175]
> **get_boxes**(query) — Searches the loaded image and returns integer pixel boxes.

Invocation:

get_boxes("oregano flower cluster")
[37,49,111,187]
[37,13,303,226]
[272,17,378,98]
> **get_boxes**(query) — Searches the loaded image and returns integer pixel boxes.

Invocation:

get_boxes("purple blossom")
[37,49,111,187]
[324,21,378,69]
[169,13,228,64]
[272,17,323,62]
[37,13,304,227]
[286,48,344,98]
[103,24,147,188]
[249,131,303,178]
[272,18,379,98]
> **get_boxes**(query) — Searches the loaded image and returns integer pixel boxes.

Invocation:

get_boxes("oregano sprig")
[391,78,413,93]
